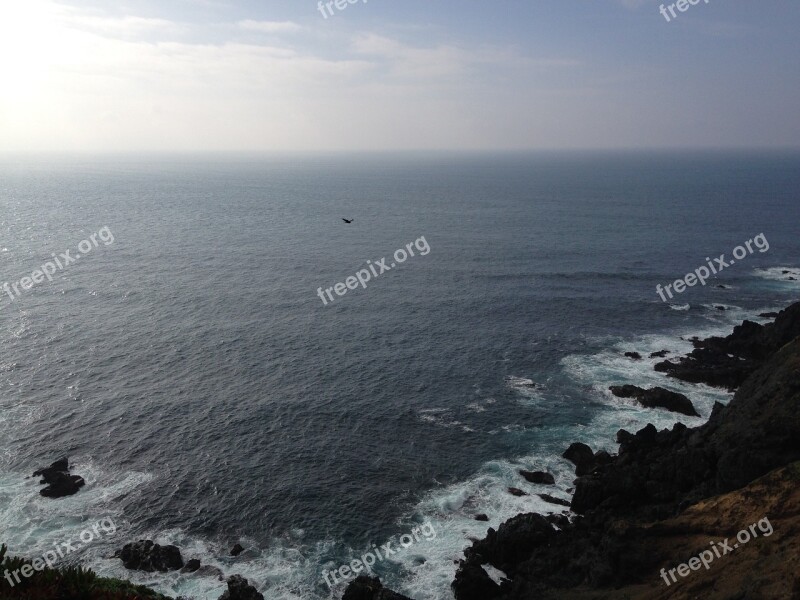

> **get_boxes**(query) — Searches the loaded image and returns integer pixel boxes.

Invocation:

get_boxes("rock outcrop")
[219,575,264,600]
[449,303,800,600]
[609,385,699,417]
[181,559,201,573]
[563,443,612,476]
[32,458,85,498]
[345,303,800,600]
[519,470,555,485]
[578,329,800,516]
[654,302,800,389]
[117,540,184,572]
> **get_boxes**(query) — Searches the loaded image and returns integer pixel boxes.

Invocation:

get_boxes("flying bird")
[342,218,354,224]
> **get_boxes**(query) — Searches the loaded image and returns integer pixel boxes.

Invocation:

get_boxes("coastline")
[3,299,799,600]
[346,299,800,600]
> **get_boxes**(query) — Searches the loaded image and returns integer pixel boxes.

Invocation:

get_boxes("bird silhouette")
[342,218,354,224]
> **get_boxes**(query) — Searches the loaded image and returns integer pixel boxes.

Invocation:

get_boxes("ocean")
[1,150,799,599]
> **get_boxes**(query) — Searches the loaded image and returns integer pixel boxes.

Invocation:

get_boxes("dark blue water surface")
[1,151,799,598]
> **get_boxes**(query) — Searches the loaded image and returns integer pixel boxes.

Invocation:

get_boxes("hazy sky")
[1,0,798,152]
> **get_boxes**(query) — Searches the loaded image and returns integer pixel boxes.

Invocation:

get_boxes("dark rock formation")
[507,487,527,497]
[545,513,570,529]
[452,305,800,600]
[760,312,779,318]
[537,494,570,507]
[230,543,244,556]
[342,576,414,600]
[453,513,555,599]
[117,540,184,572]
[609,384,699,417]
[219,575,263,600]
[456,463,800,599]
[33,457,68,475]
[196,565,225,580]
[624,352,642,360]
[32,458,85,498]
[181,559,201,573]
[562,443,610,476]
[649,350,670,358]
[562,442,594,475]
[475,514,489,522]
[654,302,800,389]
[451,563,504,600]
[366,304,800,600]
[519,470,554,485]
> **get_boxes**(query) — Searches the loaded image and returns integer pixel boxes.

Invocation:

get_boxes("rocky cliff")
[347,302,800,600]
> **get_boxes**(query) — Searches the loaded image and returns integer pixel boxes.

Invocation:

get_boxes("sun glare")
[0,1,66,94]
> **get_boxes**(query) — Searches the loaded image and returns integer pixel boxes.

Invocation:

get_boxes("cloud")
[350,34,469,79]
[38,3,184,40]
[0,1,381,150]
[350,33,579,80]
[3,0,787,152]
[65,15,178,35]
[238,20,302,34]
[0,0,590,152]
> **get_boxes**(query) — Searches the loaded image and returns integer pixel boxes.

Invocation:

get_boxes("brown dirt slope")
[554,461,800,600]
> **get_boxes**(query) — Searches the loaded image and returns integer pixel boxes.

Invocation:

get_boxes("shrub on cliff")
[1,543,169,599]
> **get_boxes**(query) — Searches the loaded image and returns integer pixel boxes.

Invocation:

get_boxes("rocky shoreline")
[4,303,799,600]
[347,301,800,600]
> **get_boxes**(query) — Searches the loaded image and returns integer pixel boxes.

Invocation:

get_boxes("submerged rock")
[196,565,225,580]
[537,493,571,507]
[343,575,414,600]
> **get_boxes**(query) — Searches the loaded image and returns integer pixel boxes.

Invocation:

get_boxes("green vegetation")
[0,544,171,600]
